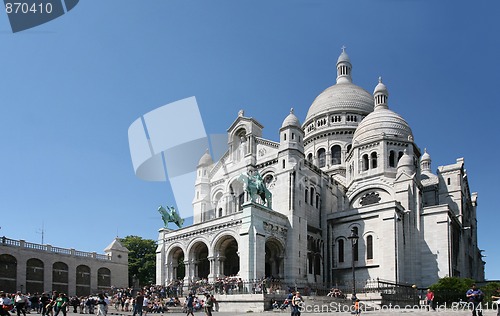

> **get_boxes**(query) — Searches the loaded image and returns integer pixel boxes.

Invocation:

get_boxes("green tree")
[429,277,474,305]
[120,235,157,287]
[479,282,500,304]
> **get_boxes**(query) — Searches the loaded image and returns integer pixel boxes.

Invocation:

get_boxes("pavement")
[101,305,498,316]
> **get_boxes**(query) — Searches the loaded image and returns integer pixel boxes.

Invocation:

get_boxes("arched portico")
[213,235,239,278]
[186,241,209,282]
[166,246,185,283]
[265,237,285,279]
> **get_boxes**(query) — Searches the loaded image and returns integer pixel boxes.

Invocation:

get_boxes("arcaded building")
[156,49,485,290]
[0,237,129,295]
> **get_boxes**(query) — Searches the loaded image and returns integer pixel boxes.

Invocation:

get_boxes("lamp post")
[348,227,359,298]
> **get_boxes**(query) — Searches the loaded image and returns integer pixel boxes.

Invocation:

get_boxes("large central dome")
[305,82,374,122]
[304,48,374,124]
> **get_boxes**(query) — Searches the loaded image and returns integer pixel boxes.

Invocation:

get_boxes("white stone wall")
[0,238,128,295]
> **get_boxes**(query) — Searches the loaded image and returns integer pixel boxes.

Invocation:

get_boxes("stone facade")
[0,237,129,295]
[156,49,485,290]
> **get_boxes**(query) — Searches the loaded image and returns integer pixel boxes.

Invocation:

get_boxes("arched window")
[317,148,326,168]
[362,154,369,171]
[284,133,286,141]
[389,150,396,167]
[52,262,69,294]
[97,267,111,292]
[307,153,313,163]
[338,240,344,263]
[0,254,17,293]
[371,152,378,169]
[331,145,341,165]
[26,258,44,294]
[367,235,373,260]
[310,187,315,206]
[305,188,308,203]
[76,265,91,296]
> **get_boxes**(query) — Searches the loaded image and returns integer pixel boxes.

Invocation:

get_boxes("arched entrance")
[97,267,111,292]
[76,265,91,296]
[26,258,44,294]
[0,254,17,293]
[189,242,209,280]
[214,235,239,277]
[265,238,284,279]
[52,262,68,294]
[168,247,185,280]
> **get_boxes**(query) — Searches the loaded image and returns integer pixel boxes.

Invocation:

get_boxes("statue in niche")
[238,170,272,208]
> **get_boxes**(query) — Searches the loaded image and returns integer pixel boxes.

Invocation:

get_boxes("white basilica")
[156,49,485,290]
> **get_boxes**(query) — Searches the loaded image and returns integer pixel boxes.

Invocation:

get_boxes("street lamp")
[348,227,359,298]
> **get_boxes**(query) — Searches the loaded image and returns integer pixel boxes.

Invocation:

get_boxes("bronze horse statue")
[238,170,272,208]
[158,205,184,228]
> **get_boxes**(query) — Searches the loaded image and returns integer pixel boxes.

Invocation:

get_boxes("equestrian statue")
[238,170,272,208]
[158,205,184,228]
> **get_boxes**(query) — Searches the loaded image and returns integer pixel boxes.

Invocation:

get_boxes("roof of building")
[281,108,301,128]
[198,150,213,167]
[352,79,413,145]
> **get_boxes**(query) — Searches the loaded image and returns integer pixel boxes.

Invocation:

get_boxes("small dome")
[198,150,213,167]
[397,150,413,168]
[352,79,413,145]
[421,148,431,162]
[373,77,388,96]
[337,49,351,64]
[397,150,415,176]
[282,108,301,128]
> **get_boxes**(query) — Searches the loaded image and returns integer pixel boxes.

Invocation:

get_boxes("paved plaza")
[101,306,498,316]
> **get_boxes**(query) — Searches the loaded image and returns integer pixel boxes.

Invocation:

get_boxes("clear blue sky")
[0,1,498,281]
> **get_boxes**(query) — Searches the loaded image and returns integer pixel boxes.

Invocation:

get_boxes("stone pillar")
[166,263,173,284]
[218,256,226,277]
[207,256,217,282]
[16,243,27,292]
[43,259,53,294]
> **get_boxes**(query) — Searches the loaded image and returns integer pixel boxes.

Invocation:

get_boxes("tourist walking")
[14,292,27,316]
[491,288,500,316]
[203,293,213,316]
[0,292,14,316]
[96,294,107,316]
[185,294,194,316]
[291,291,302,316]
[426,289,435,311]
[53,293,68,316]
[466,284,484,316]
[132,292,144,316]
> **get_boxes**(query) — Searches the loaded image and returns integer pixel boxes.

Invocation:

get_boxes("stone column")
[16,243,27,292]
[208,256,215,282]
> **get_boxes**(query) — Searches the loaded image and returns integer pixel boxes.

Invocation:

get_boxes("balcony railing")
[1,236,111,261]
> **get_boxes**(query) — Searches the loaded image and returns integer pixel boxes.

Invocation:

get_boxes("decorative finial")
[403,149,407,155]
[341,45,346,52]
[424,148,427,153]
[290,108,294,114]
[238,109,244,117]
[378,76,382,83]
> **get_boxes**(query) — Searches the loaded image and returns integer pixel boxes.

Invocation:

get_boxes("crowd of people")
[0,291,111,316]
